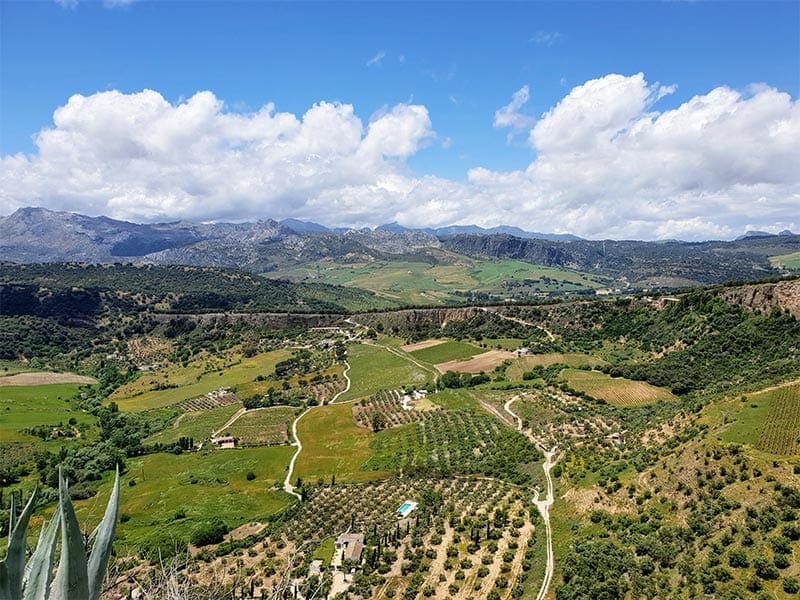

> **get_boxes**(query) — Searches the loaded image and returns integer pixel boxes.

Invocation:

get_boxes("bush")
[246,471,256,481]
[191,517,229,546]
[784,577,800,594]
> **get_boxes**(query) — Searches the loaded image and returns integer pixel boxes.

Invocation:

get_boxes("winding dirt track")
[283,361,351,500]
[482,307,556,341]
[504,396,558,600]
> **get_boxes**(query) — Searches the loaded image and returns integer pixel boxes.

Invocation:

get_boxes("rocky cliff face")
[354,306,485,330]
[720,279,800,318]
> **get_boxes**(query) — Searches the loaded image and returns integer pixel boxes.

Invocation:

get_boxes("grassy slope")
[505,353,607,380]
[710,382,800,456]
[220,406,299,445]
[408,340,481,364]
[293,402,390,483]
[0,383,96,443]
[337,343,431,402]
[267,257,602,305]
[111,350,291,411]
[144,403,241,445]
[769,251,800,270]
[75,446,295,549]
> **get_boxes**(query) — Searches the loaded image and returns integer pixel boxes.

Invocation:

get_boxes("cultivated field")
[436,349,516,374]
[408,340,481,364]
[562,369,677,406]
[506,353,606,380]
[337,343,431,402]
[294,402,391,483]
[144,403,241,446]
[110,349,291,411]
[401,339,446,352]
[770,251,800,270]
[219,406,299,446]
[352,389,440,429]
[267,256,602,305]
[756,384,800,454]
[720,382,800,455]
[0,372,97,386]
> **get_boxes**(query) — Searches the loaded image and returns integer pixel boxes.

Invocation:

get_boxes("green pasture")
[408,340,480,364]
[144,403,241,445]
[0,383,96,443]
[338,343,431,402]
[770,251,800,270]
[0,360,39,377]
[427,388,482,412]
[714,383,800,455]
[111,349,291,411]
[75,446,295,550]
[294,402,390,484]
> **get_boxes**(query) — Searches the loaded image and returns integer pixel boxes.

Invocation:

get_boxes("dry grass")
[0,372,97,386]
[400,339,446,352]
[435,349,516,374]
[563,369,676,407]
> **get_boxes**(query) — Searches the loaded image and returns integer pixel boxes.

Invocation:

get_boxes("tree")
[371,411,388,432]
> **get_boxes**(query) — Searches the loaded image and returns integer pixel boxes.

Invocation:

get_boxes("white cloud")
[530,30,564,46]
[1,74,798,240]
[494,85,535,133]
[0,90,433,223]
[366,51,386,67]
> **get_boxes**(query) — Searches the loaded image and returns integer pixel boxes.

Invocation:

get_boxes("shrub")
[191,517,229,547]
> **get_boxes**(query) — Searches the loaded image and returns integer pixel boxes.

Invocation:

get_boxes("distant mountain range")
[2,207,799,288]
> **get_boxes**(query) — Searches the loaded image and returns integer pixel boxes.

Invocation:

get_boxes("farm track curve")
[505,396,558,600]
[283,361,351,500]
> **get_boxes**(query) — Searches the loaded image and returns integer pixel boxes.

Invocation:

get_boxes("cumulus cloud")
[1,74,798,240]
[493,85,535,133]
[0,90,433,223]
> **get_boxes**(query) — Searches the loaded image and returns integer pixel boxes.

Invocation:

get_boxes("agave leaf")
[86,467,119,600]
[0,488,37,600]
[22,511,61,600]
[50,472,89,600]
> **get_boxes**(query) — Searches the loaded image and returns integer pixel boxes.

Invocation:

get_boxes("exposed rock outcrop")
[720,279,800,318]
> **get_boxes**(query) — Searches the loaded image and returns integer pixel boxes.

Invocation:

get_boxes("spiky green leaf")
[22,511,61,600]
[86,467,119,600]
[0,488,37,600]
[50,472,89,600]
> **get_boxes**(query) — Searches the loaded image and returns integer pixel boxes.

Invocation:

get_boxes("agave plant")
[0,467,120,600]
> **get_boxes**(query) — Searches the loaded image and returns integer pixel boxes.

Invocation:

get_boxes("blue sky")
[1,1,798,239]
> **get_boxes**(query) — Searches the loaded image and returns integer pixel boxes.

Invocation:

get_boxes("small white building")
[210,435,237,449]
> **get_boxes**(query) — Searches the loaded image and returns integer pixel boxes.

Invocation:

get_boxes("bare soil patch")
[400,339,446,352]
[435,349,516,374]
[0,372,97,386]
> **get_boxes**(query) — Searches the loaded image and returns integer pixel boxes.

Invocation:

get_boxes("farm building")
[334,533,364,563]
[210,435,237,449]
[397,500,418,518]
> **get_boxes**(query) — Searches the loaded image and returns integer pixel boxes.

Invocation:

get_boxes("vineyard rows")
[174,390,240,412]
[756,384,800,455]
